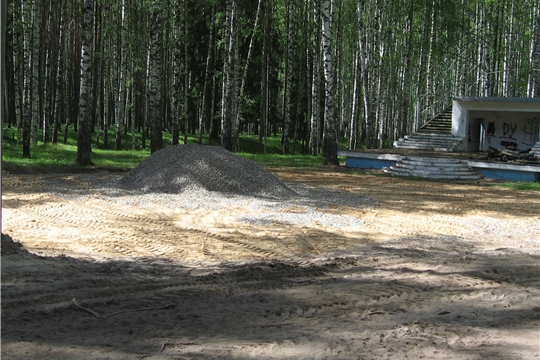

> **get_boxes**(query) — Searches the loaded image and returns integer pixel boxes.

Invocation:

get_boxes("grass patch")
[493,181,540,191]
[2,128,348,172]
[238,152,326,168]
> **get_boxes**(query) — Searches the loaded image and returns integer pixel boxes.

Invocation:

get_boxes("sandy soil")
[2,168,539,359]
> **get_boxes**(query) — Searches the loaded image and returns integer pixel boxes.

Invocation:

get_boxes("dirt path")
[2,169,539,359]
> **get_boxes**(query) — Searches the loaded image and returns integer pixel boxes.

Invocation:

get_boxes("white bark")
[321,0,338,164]
[282,0,293,154]
[76,0,94,165]
[221,0,237,151]
[114,0,126,150]
[199,5,215,144]
[234,0,262,149]
[309,0,321,155]
[148,5,162,153]
[30,0,40,146]
[349,49,359,150]
[529,2,540,97]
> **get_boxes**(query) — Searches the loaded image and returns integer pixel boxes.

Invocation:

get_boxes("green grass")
[1,127,346,171]
[493,181,540,191]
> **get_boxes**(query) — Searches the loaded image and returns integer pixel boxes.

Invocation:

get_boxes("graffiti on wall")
[501,123,517,139]
[486,122,496,136]
[523,117,539,146]
[483,116,539,150]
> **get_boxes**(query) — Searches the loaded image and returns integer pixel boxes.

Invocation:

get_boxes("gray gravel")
[33,145,368,229]
[107,145,368,229]
[116,144,296,199]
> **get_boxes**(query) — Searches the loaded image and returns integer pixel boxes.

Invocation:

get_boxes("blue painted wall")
[472,167,539,182]
[345,158,396,169]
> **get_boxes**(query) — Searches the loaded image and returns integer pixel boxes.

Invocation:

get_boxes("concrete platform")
[339,150,540,182]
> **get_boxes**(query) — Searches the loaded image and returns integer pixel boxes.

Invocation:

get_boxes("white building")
[452,97,540,152]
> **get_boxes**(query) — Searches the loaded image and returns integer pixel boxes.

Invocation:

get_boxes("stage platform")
[339,149,540,182]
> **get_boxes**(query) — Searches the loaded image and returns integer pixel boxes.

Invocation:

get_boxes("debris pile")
[484,146,540,164]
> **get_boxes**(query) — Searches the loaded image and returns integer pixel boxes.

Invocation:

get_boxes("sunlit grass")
[2,128,347,171]
[493,181,540,191]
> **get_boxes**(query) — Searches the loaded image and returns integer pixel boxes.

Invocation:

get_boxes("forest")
[3,0,539,166]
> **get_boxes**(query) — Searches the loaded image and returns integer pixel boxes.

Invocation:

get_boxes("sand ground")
[2,168,539,359]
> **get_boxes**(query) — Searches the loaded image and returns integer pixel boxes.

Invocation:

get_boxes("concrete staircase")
[393,108,463,151]
[530,142,540,158]
[384,156,483,180]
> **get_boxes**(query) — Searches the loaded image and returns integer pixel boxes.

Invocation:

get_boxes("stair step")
[384,155,483,181]
[393,145,456,151]
[403,136,461,142]
[395,106,459,151]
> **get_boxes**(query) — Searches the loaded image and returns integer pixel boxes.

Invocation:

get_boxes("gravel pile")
[78,145,368,230]
[116,145,296,199]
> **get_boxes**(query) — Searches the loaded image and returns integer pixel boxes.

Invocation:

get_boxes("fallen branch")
[361,309,385,320]
[72,298,174,318]
[366,309,385,315]
[72,298,101,318]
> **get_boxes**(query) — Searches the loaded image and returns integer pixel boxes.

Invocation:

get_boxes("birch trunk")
[349,49,359,150]
[21,0,33,157]
[199,5,215,144]
[183,4,189,144]
[321,0,338,165]
[357,0,373,149]
[282,0,293,154]
[309,0,321,156]
[76,0,94,165]
[114,0,127,150]
[171,0,181,145]
[235,0,262,150]
[30,0,41,146]
[529,2,540,97]
[148,5,163,153]
[221,0,237,151]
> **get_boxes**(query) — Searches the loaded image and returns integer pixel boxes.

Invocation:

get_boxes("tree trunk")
[76,0,94,166]
[172,0,182,146]
[183,8,189,145]
[148,5,163,153]
[321,0,338,165]
[309,0,321,156]
[21,0,33,157]
[221,0,237,151]
[259,0,271,154]
[30,0,41,146]
[199,4,215,144]
[281,0,293,154]
[4,0,17,131]
[529,1,540,97]
[349,48,359,150]
[357,0,374,149]
[235,0,262,151]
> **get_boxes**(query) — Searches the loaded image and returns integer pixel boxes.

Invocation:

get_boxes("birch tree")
[76,0,94,165]
[309,0,321,155]
[321,0,338,164]
[221,0,237,151]
[148,2,163,153]
[529,1,540,97]
[281,0,294,154]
